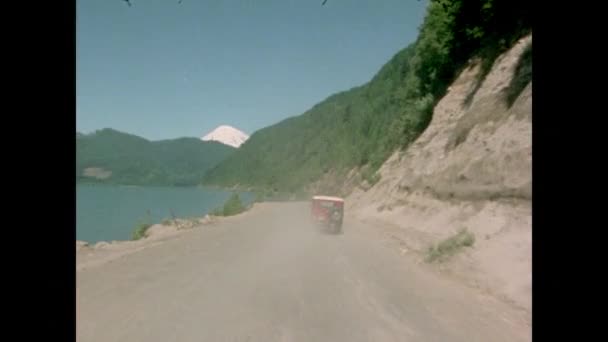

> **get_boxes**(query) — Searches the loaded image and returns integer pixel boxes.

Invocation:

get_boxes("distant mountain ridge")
[201,125,249,148]
[77,128,235,186]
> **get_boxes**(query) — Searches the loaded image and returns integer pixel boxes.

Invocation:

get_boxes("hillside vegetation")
[204,45,416,194]
[203,0,530,195]
[77,128,234,186]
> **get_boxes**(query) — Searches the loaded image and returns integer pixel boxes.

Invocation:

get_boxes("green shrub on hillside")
[362,168,381,187]
[426,228,475,263]
[505,42,532,107]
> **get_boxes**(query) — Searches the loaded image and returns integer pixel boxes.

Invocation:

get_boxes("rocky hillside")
[203,0,531,198]
[348,34,532,314]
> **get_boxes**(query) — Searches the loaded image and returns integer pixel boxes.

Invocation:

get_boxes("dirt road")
[77,202,530,342]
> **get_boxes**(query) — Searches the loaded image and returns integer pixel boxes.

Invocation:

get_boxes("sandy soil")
[77,205,263,272]
[77,202,530,342]
[347,34,532,314]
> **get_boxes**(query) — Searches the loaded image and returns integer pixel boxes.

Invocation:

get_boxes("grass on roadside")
[131,222,152,241]
[426,228,475,263]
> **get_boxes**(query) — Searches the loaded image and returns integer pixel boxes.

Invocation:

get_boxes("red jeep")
[311,195,344,234]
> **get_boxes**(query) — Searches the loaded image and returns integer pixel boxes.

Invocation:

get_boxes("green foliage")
[505,42,532,107]
[211,193,246,217]
[131,222,152,241]
[293,189,311,201]
[253,190,265,203]
[210,207,224,216]
[203,45,417,192]
[223,193,246,216]
[362,168,381,187]
[76,129,235,186]
[432,0,532,107]
[369,173,381,186]
[426,228,476,263]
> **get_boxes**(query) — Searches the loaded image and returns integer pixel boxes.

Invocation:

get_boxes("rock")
[76,241,89,251]
[94,241,110,249]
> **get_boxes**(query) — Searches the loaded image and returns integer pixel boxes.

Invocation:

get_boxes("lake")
[77,184,253,243]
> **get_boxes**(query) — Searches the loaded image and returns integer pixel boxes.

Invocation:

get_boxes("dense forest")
[203,0,531,195]
[77,128,234,186]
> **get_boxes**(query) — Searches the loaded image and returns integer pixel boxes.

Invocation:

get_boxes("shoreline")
[76,215,216,249]
[76,201,271,271]
[77,185,259,249]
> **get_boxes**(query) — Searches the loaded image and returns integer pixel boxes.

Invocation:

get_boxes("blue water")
[76,184,253,243]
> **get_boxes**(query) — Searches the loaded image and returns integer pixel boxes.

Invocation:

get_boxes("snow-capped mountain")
[201,125,249,148]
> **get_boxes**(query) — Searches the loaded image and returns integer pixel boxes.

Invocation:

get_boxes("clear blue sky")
[77,0,428,140]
